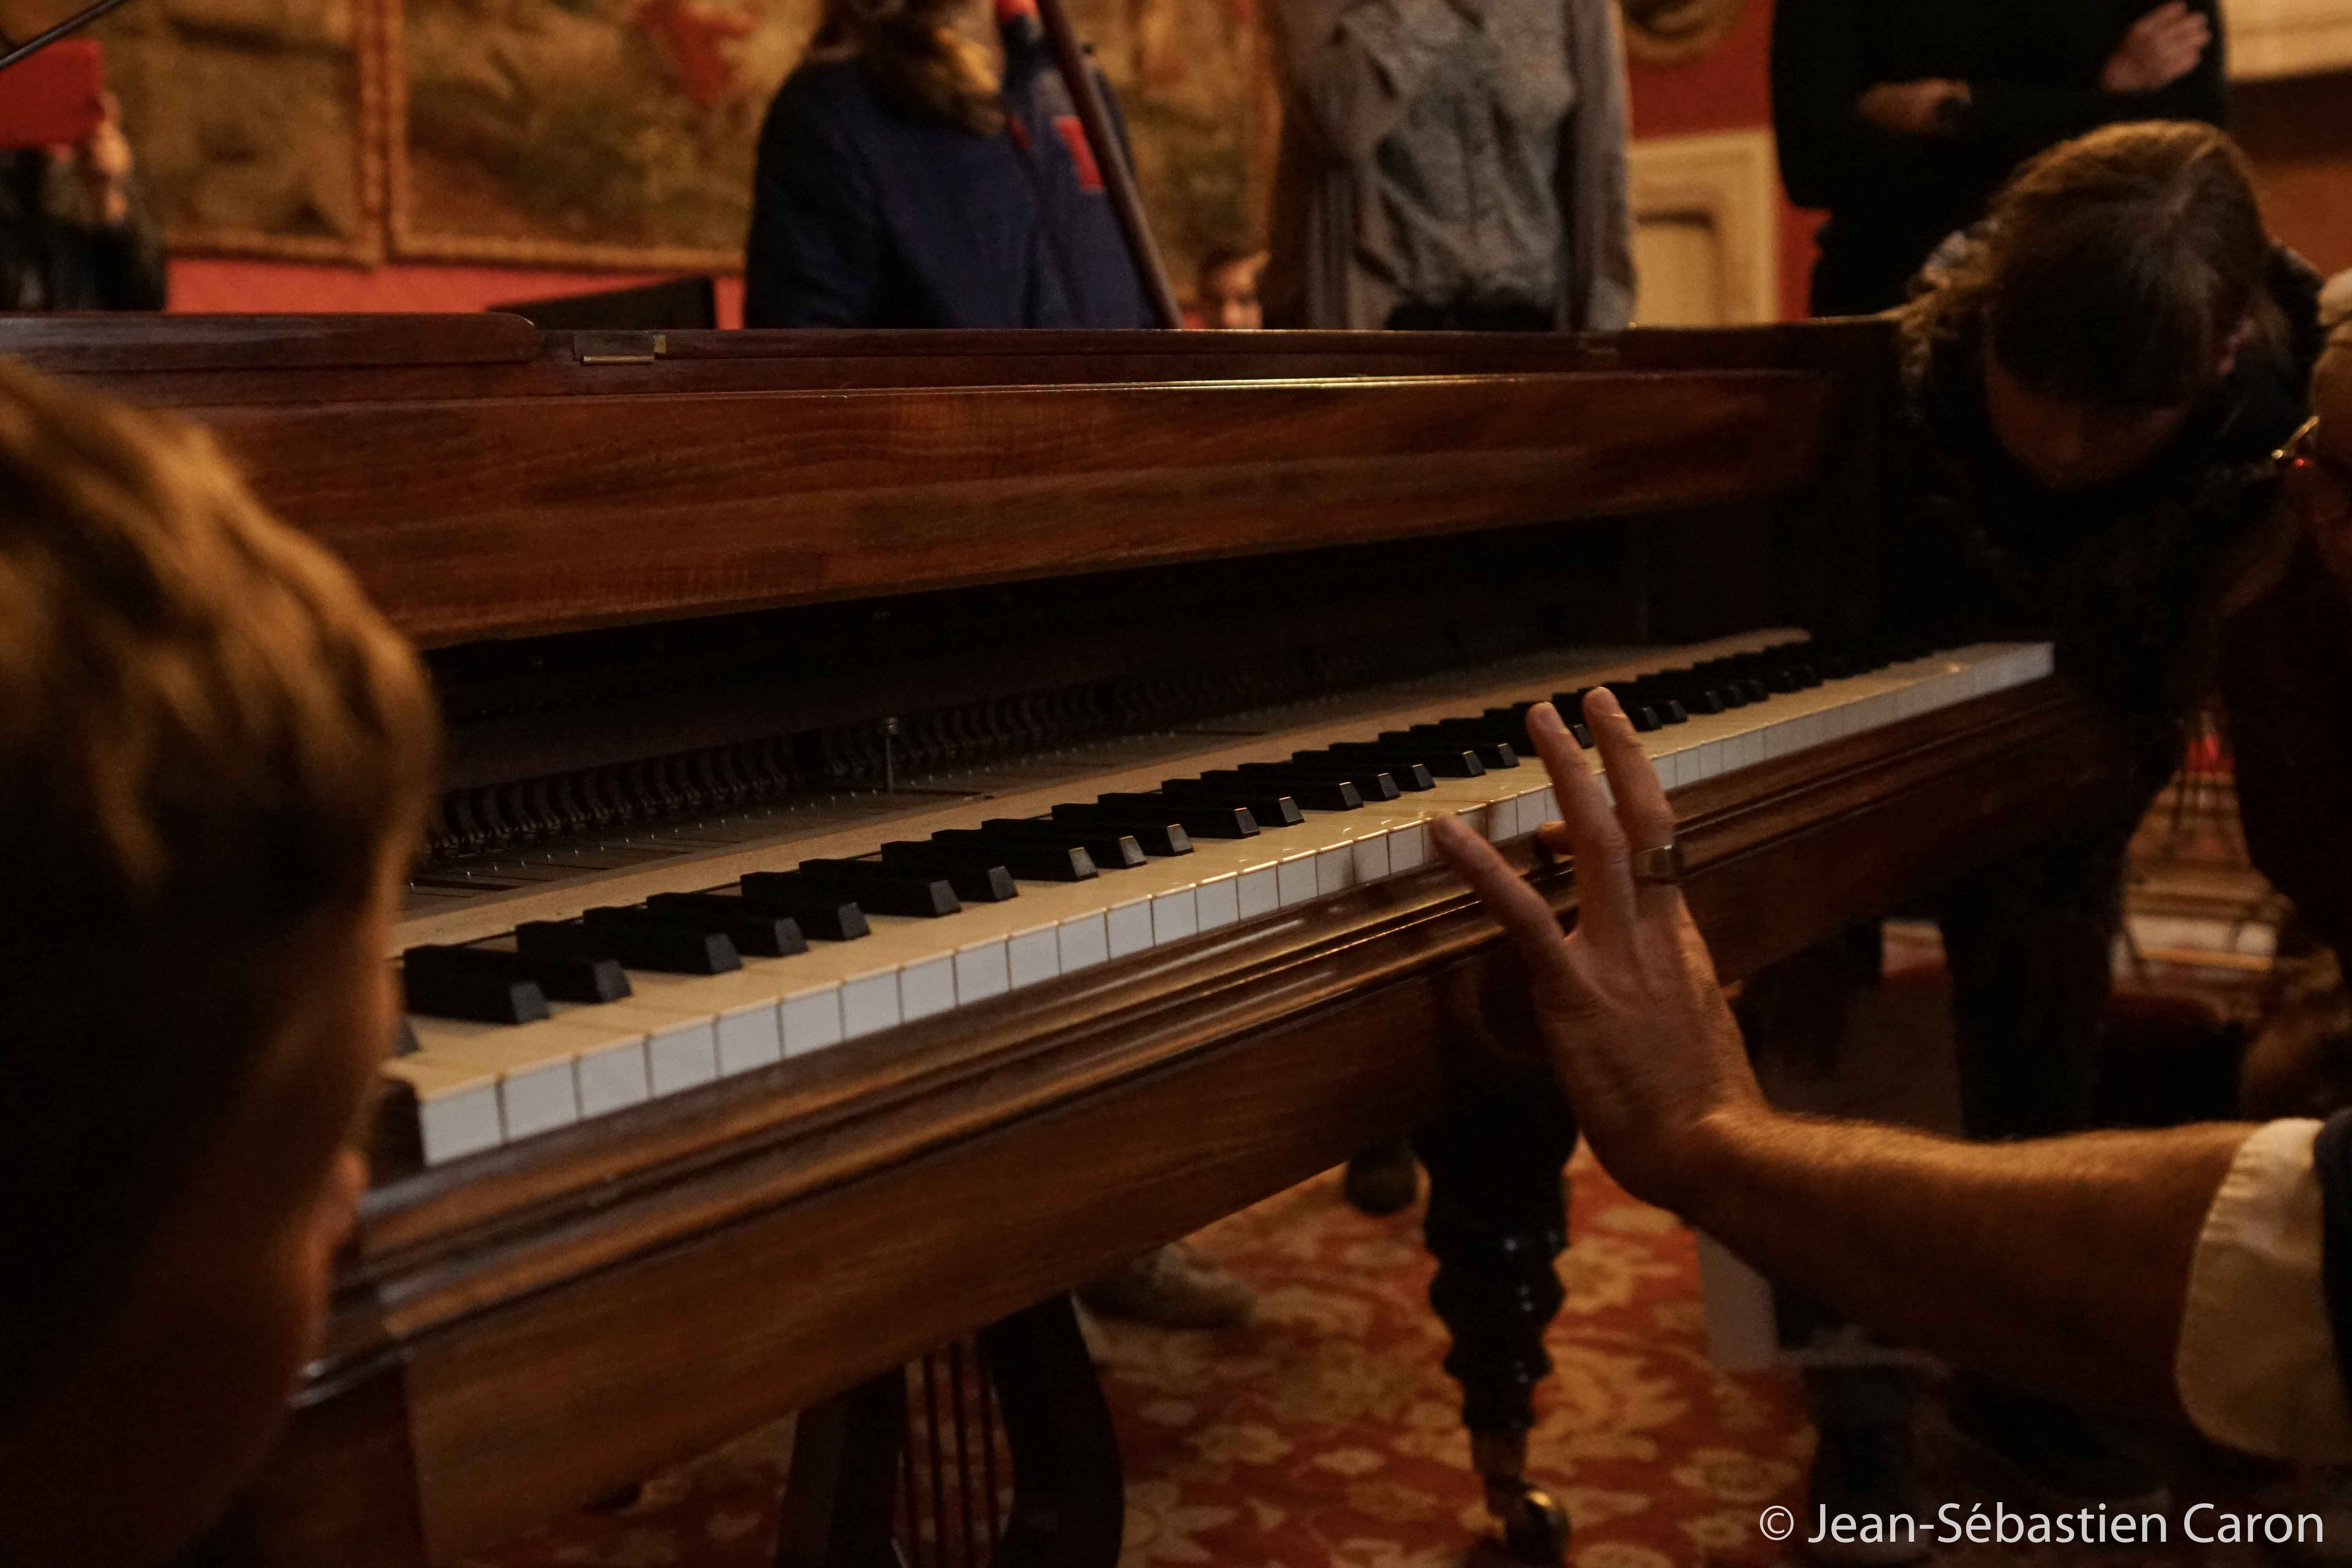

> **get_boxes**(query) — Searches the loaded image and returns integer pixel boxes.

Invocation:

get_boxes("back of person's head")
[1908,121,2270,408]
[0,358,436,1429]
[812,0,1004,135]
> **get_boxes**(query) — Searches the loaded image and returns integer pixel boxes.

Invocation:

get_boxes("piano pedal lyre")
[778,1294,1122,1568]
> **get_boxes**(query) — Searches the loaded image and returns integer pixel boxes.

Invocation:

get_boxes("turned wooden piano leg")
[1413,1080,1579,1566]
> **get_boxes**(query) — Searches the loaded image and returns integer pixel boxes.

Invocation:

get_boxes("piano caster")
[1470,1432,1570,1564]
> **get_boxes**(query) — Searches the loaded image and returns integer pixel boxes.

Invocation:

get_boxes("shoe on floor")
[1343,1138,1419,1216]
[1076,1243,1254,1329]
[1805,1417,1931,1566]
[1944,1381,2169,1512]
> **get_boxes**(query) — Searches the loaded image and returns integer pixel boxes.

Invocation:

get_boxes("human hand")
[1855,78,1967,138]
[57,93,133,227]
[2102,2,2210,94]
[1427,689,1762,1214]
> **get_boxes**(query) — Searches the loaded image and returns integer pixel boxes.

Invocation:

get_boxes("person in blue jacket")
[745,0,1152,329]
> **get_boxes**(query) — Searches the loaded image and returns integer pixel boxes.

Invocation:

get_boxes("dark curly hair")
[1903,122,2272,410]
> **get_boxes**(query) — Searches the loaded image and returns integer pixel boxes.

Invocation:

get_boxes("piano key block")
[386,635,2054,1163]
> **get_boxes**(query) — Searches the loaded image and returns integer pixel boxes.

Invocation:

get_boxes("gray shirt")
[1362,0,1575,309]
[1263,0,1632,330]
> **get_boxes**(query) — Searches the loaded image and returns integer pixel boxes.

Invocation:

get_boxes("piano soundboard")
[386,630,2054,1167]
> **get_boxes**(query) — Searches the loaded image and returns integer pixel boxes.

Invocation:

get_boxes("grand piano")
[7,314,2117,1567]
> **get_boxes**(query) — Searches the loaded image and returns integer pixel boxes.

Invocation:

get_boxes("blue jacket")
[744,25,1151,329]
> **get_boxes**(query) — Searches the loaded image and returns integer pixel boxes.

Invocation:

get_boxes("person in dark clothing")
[744,0,1149,329]
[0,94,166,312]
[2222,323,2352,971]
[1771,0,2227,316]
[1774,123,2322,1562]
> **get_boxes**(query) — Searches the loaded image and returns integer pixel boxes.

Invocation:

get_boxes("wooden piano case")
[4,317,2121,1566]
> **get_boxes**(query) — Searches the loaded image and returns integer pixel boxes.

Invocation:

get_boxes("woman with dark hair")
[1772,0,2227,316]
[1785,121,2324,1562]
[743,0,1151,328]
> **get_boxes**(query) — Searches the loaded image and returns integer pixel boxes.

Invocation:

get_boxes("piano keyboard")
[385,632,2054,1165]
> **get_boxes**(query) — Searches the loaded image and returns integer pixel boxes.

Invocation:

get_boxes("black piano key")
[594,901,807,959]
[793,860,964,917]
[1051,803,1218,851]
[405,942,632,1005]
[1327,740,1485,778]
[873,841,1029,899]
[401,956,550,1025]
[972,818,1160,866]
[1183,769,1361,813]
[1153,780,1308,826]
[713,881,871,941]
[1393,725,1519,768]
[1089,794,1264,838]
[903,834,1099,882]
[1234,759,1392,802]
[518,917,740,975]
[1289,750,1433,791]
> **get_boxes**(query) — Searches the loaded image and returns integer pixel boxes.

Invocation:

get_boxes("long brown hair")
[1904,122,2272,408]
[809,0,1004,135]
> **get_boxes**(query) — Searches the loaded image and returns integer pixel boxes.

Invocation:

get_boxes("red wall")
[167,256,746,327]
[1624,0,1818,321]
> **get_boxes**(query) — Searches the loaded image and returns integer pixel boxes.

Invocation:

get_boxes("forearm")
[1683,1109,2250,1416]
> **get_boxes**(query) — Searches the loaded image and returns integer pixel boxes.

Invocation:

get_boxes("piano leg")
[982,1295,1125,1567]
[1413,1078,1578,1566]
[776,1367,909,1567]
[775,1295,1122,1568]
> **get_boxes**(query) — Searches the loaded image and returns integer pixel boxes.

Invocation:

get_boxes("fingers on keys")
[1427,813,1568,971]
[1581,688,1676,856]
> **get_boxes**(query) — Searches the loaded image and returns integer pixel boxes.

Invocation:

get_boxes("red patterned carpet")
[466,1153,2283,1568]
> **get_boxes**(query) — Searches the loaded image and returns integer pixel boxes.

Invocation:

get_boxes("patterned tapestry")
[6,0,383,263]
[389,0,1274,284]
[392,0,815,269]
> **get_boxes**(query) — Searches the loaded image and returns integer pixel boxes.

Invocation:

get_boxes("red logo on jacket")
[1052,115,1105,193]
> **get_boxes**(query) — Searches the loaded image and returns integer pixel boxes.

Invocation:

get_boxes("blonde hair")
[810,0,1004,135]
[0,358,437,1414]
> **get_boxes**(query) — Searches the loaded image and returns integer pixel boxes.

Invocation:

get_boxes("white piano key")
[1236,862,1281,918]
[781,981,845,1056]
[386,1056,503,1165]
[1106,897,1153,958]
[637,1011,720,1095]
[408,1014,612,1140]
[499,1057,582,1139]
[1314,844,1354,895]
[1058,911,1110,971]
[715,1001,783,1076]
[1196,872,1240,930]
[576,1035,652,1118]
[1351,830,1392,883]
[1007,923,1061,988]
[1150,886,1199,944]
[954,938,1010,1003]
[900,953,957,1020]
[841,966,902,1038]
[1276,852,1318,907]
[1387,820,1428,871]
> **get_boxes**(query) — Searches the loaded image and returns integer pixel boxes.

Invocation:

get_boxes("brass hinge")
[576,331,667,365]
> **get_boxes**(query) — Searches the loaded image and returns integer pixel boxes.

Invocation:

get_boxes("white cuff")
[2176,1118,2352,1461]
